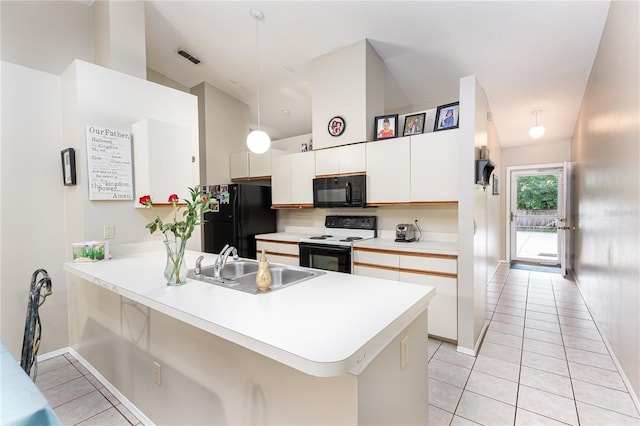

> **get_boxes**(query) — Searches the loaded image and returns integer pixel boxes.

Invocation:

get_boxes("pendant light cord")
[255,14,261,131]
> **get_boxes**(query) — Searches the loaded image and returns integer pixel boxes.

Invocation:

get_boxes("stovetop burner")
[300,215,377,247]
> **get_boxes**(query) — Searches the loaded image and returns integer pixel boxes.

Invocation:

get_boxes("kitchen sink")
[188,260,324,294]
[197,261,259,279]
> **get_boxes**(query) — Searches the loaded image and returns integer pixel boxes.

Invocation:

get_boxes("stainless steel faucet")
[195,255,205,275]
[213,244,238,279]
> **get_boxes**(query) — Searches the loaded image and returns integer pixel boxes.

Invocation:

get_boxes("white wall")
[1,62,69,357]
[60,60,201,252]
[191,81,250,185]
[0,1,93,75]
[571,0,640,398]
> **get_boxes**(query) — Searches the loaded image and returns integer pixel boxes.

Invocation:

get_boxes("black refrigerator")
[202,184,276,259]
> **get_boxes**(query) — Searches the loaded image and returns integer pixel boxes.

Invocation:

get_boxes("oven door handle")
[299,242,351,253]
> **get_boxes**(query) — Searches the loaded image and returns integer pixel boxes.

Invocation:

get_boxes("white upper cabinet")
[365,137,411,204]
[230,149,285,180]
[410,130,460,202]
[271,151,315,207]
[132,118,195,206]
[315,144,366,176]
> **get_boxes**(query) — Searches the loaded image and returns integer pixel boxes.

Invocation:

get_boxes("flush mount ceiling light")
[246,8,271,154]
[529,109,545,139]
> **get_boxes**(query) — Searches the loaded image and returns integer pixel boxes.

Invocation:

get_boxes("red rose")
[202,196,208,203]
[139,195,152,206]
[168,194,179,203]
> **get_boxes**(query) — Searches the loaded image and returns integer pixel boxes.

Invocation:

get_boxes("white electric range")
[299,215,377,273]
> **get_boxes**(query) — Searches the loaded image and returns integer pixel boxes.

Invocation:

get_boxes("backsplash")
[277,205,458,241]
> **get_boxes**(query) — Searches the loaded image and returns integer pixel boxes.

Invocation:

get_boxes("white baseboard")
[38,347,154,426]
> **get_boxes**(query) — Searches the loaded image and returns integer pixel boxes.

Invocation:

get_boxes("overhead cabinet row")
[230,129,460,208]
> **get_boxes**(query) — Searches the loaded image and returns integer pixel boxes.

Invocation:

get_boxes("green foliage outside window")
[517,175,558,210]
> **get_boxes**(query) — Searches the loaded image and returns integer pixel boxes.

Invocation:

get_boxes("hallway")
[428,263,640,425]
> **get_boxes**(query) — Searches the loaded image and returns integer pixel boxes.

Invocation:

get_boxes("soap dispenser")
[256,250,272,291]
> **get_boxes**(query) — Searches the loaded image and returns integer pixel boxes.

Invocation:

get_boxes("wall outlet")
[400,335,409,369]
[153,361,161,385]
[103,225,115,240]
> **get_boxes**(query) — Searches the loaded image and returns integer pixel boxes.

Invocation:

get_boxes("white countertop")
[353,238,459,256]
[256,232,458,256]
[255,232,309,243]
[64,250,434,378]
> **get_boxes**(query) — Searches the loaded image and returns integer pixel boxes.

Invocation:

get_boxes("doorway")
[507,164,570,274]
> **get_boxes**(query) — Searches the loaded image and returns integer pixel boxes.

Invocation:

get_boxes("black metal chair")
[20,269,53,380]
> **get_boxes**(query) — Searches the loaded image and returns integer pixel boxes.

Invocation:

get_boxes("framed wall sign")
[434,102,460,132]
[85,125,133,200]
[328,116,346,137]
[374,114,398,140]
[61,148,77,186]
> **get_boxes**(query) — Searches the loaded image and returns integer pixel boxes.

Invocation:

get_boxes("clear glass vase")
[164,239,188,285]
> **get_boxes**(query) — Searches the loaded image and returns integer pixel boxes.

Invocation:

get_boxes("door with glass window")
[509,166,567,269]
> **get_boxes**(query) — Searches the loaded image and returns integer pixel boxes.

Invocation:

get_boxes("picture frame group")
[373,101,460,141]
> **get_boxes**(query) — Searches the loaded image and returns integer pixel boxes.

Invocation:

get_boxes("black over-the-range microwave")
[312,175,366,208]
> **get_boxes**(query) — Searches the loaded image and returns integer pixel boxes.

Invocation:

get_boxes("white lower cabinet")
[256,239,300,266]
[354,247,457,341]
[400,272,457,341]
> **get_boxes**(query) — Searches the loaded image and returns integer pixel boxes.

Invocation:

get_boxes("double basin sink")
[188,260,324,294]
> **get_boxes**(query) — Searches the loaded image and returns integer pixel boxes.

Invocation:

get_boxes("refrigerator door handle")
[232,189,240,252]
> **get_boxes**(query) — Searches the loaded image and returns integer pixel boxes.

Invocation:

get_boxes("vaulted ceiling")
[145,1,610,147]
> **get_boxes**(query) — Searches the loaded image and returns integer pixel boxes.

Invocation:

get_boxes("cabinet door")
[365,137,411,204]
[354,265,400,281]
[400,272,457,341]
[132,119,195,204]
[249,151,271,178]
[290,152,315,204]
[315,148,340,176]
[230,152,249,179]
[339,144,366,173]
[271,155,292,205]
[410,130,459,202]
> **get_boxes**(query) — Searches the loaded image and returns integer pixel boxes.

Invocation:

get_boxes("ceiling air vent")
[176,49,201,65]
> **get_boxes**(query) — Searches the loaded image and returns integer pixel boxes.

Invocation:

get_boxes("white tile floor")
[34,263,640,425]
[35,353,141,425]
[428,263,640,425]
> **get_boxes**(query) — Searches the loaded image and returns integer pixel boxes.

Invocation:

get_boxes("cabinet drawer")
[399,255,457,275]
[354,265,400,281]
[256,241,278,253]
[277,241,300,256]
[353,250,399,268]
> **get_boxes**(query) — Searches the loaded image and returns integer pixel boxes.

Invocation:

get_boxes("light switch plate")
[103,225,115,239]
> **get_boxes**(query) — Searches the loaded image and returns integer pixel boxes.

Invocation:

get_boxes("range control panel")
[325,215,377,230]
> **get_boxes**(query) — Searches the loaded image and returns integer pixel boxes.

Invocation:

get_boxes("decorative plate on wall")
[327,116,346,137]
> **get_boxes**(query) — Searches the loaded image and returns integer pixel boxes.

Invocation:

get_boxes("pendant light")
[246,9,271,154]
[528,109,545,139]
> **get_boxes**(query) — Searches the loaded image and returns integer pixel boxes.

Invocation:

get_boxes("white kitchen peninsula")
[64,248,434,425]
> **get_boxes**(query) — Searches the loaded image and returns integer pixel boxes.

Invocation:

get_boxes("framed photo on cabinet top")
[434,102,460,132]
[374,114,398,140]
[403,112,426,136]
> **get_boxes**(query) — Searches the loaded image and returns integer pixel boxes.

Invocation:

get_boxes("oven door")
[299,242,352,274]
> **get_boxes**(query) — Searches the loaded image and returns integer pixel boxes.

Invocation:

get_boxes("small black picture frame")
[434,102,460,132]
[403,112,426,136]
[61,147,76,186]
[374,114,399,140]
